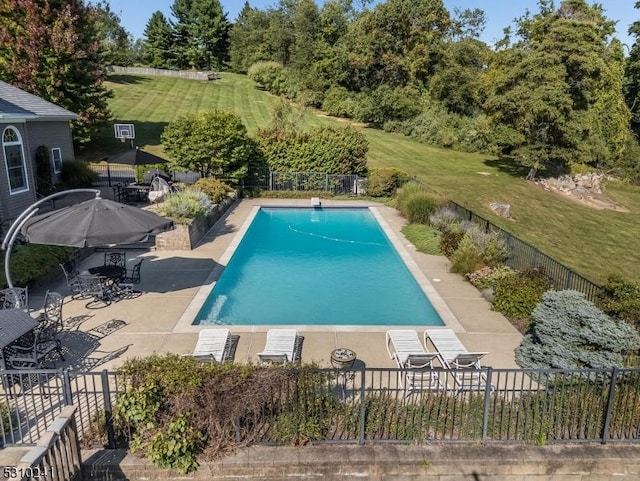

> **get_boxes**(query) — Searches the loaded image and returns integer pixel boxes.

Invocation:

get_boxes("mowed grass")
[83,72,640,284]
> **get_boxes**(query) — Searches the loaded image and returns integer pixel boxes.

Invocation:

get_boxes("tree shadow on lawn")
[483,156,530,178]
[106,74,150,85]
[80,121,169,161]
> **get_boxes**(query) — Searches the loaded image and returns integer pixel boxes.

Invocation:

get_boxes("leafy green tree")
[171,0,230,70]
[161,110,255,180]
[515,290,640,370]
[228,2,270,72]
[624,1,640,137]
[291,0,320,74]
[0,0,112,146]
[429,38,489,116]
[143,11,176,68]
[484,0,631,178]
[91,0,136,66]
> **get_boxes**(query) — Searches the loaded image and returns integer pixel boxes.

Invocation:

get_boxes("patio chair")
[192,328,231,362]
[60,262,83,297]
[424,329,489,391]
[0,287,29,311]
[104,251,127,269]
[76,274,113,308]
[258,329,299,364]
[34,291,64,343]
[121,258,143,285]
[5,324,64,369]
[386,329,442,394]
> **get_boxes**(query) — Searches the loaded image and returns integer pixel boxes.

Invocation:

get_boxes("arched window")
[2,127,29,193]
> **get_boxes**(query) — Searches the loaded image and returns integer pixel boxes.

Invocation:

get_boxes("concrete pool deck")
[28,198,523,371]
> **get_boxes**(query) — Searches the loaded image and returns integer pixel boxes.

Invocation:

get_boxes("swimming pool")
[193,207,444,326]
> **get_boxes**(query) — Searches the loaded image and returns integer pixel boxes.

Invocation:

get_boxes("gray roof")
[0,80,77,121]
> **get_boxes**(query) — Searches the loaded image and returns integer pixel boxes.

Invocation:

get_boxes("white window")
[51,147,62,173]
[2,127,29,193]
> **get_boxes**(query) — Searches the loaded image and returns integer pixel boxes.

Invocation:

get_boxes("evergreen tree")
[0,0,112,146]
[485,0,631,178]
[170,0,230,70]
[143,11,176,68]
[228,2,270,73]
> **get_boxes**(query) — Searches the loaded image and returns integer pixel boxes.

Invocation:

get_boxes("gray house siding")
[25,120,76,184]
[0,82,77,227]
[0,123,37,223]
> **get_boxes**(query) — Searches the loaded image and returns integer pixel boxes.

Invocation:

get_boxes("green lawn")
[83,72,640,284]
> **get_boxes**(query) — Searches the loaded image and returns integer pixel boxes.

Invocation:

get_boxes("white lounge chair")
[386,329,442,394]
[148,176,172,203]
[424,328,489,391]
[193,328,231,362]
[258,329,298,364]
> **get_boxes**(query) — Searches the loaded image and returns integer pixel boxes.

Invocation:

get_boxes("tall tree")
[485,0,631,178]
[171,0,230,70]
[143,11,176,68]
[336,0,451,90]
[0,0,112,146]
[291,0,320,74]
[228,2,270,72]
[625,1,640,137]
[90,0,136,66]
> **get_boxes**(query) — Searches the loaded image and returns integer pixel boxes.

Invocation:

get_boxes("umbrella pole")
[1,189,101,288]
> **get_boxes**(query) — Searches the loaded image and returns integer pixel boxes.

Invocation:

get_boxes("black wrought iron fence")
[256,170,363,195]
[89,164,201,187]
[3,366,640,448]
[448,201,602,302]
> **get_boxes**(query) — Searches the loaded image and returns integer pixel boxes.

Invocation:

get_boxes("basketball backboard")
[114,123,135,141]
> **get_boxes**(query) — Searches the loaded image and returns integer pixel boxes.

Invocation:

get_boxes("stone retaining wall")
[155,197,237,250]
[82,444,640,480]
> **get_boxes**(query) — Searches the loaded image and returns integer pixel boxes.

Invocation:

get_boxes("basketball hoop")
[114,123,135,148]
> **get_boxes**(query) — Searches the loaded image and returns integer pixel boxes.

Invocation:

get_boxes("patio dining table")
[122,184,150,202]
[0,308,39,369]
[88,265,126,280]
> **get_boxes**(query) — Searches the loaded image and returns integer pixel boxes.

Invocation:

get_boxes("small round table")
[88,265,125,280]
[331,348,356,369]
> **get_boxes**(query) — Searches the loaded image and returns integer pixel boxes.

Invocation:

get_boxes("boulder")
[490,202,511,218]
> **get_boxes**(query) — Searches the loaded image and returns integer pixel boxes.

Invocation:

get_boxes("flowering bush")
[157,189,212,223]
[467,265,516,290]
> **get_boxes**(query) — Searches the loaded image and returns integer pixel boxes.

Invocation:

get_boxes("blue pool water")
[194,208,444,326]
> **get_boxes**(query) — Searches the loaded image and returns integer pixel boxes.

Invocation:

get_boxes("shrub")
[157,189,212,223]
[440,229,465,257]
[467,265,516,290]
[256,125,368,175]
[247,61,285,90]
[60,160,99,188]
[464,226,509,267]
[449,235,485,275]
[515,290,640,370]
[322,86,357,118]
[395,182,426,214]
[429,207,460,231]
[113,355,334,472]
[394,183,442,223]
[366,168,411,197]
[596,274,640,327]
[405,193,440,224]
[401,224,442,255]
[192,178,235,204]
[492,268,553,319]
[0,244,73,288]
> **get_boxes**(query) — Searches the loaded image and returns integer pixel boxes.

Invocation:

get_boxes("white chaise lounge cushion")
[193,328,231,362]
